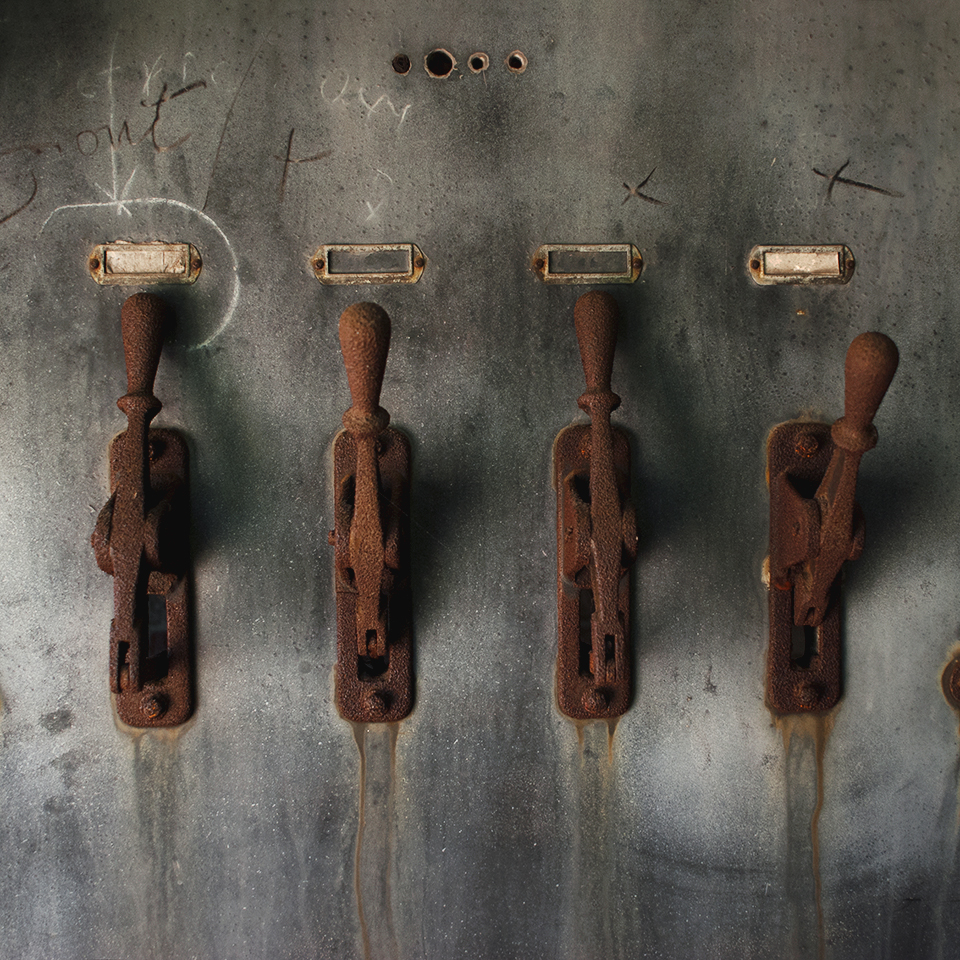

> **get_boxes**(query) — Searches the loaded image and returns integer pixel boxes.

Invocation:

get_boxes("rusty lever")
[767,332,899,713]
[332,303,412,723]
[554,292,638,720]
[92,293,192,727]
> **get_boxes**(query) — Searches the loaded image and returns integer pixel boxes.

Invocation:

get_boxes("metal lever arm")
[109,293,167,694]
[794,332,899,626]
[574,292,628,684]
[339,303,392,661]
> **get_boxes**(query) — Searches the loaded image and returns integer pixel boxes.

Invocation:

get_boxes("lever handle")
[332,302,413,722]
[120,292,168,403]
[575,291,621,413]
[796,331,898,627]
[834,332,899,452]
[338,303,392,661]
[576,291,625,686]
[340,302,391,435]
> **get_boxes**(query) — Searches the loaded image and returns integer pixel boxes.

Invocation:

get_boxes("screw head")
[796,682,821,708]
[795,433,820,458]
[534,258,545,271]
[362,689,388,720]
[142,694,167,719]
[414,256,425,269]
[582,688,608,714]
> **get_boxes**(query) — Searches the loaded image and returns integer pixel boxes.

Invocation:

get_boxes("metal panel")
[1,1,959,957]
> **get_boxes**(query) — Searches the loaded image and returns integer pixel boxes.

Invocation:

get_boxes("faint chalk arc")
[38,196,239,349]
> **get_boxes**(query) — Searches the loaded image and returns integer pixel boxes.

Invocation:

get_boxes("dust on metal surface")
[91,293,193,727]
[88,242,202,285]
[748,245,855,285]
[312,244,426,285]
[555,291,638,720]
[533,244,642,284]
[332,303,412,723]
[767,333,899,714]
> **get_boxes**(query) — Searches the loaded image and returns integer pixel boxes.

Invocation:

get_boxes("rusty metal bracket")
[91,293,192,727]
[554,291,638,720]
[331,303,412,723]
[767,332,899,714]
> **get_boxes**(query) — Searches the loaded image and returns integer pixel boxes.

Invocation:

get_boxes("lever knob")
[339,302,391,435]
[833,332,899,453]
[574,291,621,416]
[120,293,168,399]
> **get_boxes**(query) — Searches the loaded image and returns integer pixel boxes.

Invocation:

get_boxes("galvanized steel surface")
[1,1,959,958]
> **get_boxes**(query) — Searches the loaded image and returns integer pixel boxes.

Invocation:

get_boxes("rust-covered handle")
[340,302,391,435]
[574,291,620,408]
[834,332,899,453]
[120,292,168,402]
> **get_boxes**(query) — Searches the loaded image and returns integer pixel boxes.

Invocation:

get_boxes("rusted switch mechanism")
[554,291,638,719]
[767,332,899,713]
[92,293,192,727]
[331,303,412,722]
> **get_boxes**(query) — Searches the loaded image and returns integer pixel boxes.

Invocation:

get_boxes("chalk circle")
[38,197,239,350]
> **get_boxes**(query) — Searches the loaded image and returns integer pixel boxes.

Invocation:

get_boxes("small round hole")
[468,52,489,74]
[425,48,456,78]
[750,259,761,271]
[392,53,411,75]
[506,50,527,73]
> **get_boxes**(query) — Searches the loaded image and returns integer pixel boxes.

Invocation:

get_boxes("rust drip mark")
[351,721,400,960]
[0,172,37,226]
[571,718,619,763]
[275,128,333,201]
[777,711,836,960]
[351,722,371,960]
[622,168,667,206]
[813,160,904,200]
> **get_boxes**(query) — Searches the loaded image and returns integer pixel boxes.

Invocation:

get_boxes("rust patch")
[555,292,638,720]
[92,294,192,728]
[333,304,413,723]
[767,333,898,714]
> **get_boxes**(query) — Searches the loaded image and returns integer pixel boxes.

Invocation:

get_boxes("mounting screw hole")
[469,52,489,73]
[506,50,528,73]
[750,259,761,271]
[392,53,411,75]
[425,48,456,78]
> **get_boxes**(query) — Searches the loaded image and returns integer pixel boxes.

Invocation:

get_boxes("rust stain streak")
[351,721,372,960]
[777,711,836,960]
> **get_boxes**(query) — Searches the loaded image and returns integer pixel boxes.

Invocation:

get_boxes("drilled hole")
[506,50,527,73]
[425,48,456,78]
[392,53,411,75]
[469,52,489,73]
[750,258,761,271]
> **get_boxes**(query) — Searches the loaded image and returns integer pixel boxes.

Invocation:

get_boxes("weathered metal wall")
[2,1,959,957]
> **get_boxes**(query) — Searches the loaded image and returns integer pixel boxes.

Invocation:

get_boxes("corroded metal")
[555,291,638,720]
[332,302,412,722]
[89,242,202,285]
[312,243,425,285]
[767,332,899,714]
[533,244,642,284]
[91,293,192,727]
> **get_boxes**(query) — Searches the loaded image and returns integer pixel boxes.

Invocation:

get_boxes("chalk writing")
[320,71,412,130]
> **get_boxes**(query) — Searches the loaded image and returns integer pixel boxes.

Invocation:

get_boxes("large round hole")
[392,53,411,75]
[506,50,527,73]
[425,48,456,78]
[468,52,489,74]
